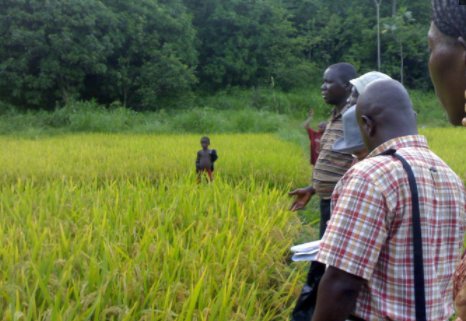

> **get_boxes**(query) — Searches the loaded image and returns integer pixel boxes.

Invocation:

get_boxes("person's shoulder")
[345,155,399,181]
[334,157,396,199]
[421,149,465,185]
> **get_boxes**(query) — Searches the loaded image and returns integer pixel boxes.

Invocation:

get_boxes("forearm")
[311,267,362,321]
[303,117,313,129]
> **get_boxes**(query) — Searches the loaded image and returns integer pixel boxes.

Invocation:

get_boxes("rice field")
[0,134,310,321]
[0,129,464,320]
[420,128,466,180]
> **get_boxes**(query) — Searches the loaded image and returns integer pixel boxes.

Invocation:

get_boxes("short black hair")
[200,136,210,143]
[328,63,358,85]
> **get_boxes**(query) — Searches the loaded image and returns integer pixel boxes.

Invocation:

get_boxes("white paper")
[290,240,320,253]
[291,252,319,262]
[290,240,320,262]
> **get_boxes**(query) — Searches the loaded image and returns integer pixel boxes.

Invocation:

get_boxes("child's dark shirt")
[196,149,218,171]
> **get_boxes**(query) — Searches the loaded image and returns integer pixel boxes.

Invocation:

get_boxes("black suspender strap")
[379,148,427,321]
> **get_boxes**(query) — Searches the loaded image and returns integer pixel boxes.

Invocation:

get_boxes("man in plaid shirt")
[312,80,466,321]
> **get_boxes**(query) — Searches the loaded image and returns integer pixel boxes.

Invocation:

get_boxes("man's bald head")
[356,79,418,151]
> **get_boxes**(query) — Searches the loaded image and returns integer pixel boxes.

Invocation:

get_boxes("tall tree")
[184,0,296,90]
[0,0,435,110]
[381,5,429,88]
[0,0,115,108]
[98,0,198,109]
[382,8,414,84]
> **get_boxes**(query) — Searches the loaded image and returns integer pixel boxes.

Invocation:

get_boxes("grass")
[0,125,463,320]
[0,87,451,137]
[0,134,311,320]
[0,176,306,320]
[420,127,466,180]
[0,134,309,186]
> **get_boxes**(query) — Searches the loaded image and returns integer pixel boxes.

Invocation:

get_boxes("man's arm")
[312,266,364,321]
[303,109,314,130]
[288,185,316,211]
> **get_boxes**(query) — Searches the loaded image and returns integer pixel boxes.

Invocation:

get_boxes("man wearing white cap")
[333,72,392,161]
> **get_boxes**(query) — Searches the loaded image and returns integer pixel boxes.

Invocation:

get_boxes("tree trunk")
[392,0,396,16]
[374,0,383,71]
[123,87,128,107]
[400,41,404,84]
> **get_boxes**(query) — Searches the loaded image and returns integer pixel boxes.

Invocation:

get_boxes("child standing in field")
[196,136,218,182]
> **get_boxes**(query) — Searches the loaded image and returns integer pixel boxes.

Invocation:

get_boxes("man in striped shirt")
[313,79,466,321]
[289,62,356,235]
[290,62,357,320]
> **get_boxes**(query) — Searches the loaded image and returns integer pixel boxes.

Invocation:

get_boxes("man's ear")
[361,115,375,137]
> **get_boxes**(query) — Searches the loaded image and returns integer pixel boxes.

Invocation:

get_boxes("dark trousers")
[291,199,331,321]
[318,198,331,238]
[292,198,365,321]
[305,198,331,291]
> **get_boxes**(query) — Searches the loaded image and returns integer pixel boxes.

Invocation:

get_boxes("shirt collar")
[331,103,352,121]
[368,135,429,158]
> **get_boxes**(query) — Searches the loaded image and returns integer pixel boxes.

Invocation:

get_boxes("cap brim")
[332,137,365,153]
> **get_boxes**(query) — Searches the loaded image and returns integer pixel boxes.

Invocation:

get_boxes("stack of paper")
[290,240,320,262]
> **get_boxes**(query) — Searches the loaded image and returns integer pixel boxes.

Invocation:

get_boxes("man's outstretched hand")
[289,186,316,211]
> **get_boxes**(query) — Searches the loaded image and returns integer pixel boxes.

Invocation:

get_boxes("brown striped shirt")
[312,104,354,199]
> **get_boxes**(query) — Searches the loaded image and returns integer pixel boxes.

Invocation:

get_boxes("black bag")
[290,261,325,321]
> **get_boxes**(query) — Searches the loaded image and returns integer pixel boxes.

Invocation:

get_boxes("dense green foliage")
[0,0,432,110]
[0,0,197,110]
[0,88,449,137]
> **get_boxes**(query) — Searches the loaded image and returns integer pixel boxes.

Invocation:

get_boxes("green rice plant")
[0,134,309,187]
[0,176,308,320]
[0,134,309,320]
[420,127,465,181]
[0,129,462,320]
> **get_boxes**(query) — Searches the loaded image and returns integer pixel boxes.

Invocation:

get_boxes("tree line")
[0,0,431,110]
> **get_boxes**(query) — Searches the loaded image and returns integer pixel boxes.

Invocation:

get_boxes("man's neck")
[331,101,348,119]
[334,100,347,112]
[369,129,419,152]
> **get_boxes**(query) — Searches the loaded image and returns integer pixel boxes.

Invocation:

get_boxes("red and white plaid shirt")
[317,135,466,321]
